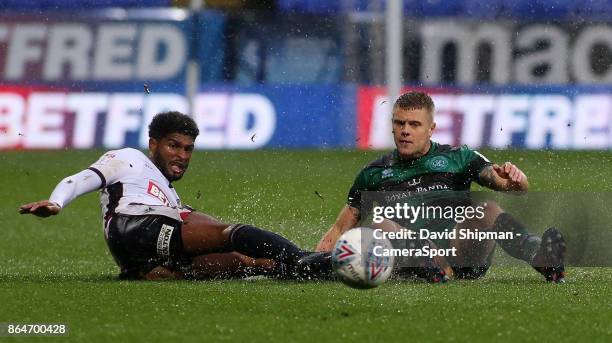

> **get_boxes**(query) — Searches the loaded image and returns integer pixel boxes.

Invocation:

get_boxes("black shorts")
[105,214,190,279]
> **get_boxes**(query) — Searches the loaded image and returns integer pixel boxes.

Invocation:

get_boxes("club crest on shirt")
[381,168,394,179]
[429,156,449,171]
[147,180,170,206]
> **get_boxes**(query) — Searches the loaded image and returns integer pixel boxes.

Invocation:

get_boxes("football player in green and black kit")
[316,92,566,283]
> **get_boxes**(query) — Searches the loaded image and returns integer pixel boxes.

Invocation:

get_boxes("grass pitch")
[1,149,611,342]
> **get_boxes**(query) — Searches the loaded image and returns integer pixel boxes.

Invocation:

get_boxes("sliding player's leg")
[189,252,275,279]
[488,202,565,282]
[180,211,332,279]
[449,201,566,282]
[181,211,306,263]
[142,253,276,281]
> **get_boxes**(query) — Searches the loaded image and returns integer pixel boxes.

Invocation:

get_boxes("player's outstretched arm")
[315,205,360,252]
[478,162,529,192]
[19,168,104,217]
[19,200,61,217]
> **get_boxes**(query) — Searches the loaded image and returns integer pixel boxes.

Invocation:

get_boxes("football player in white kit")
[20,111,331,280]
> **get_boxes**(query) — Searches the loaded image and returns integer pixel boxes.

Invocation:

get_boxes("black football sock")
[228,224,306,265]
[491,213,541,263]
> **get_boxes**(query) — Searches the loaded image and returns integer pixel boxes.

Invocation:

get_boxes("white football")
[331,227,395,289]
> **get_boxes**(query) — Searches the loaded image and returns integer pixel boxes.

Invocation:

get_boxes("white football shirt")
[88,148,184,222]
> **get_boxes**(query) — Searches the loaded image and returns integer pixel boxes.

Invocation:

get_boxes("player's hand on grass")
[19,200,61,217]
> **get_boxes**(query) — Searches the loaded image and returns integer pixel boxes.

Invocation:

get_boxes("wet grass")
[1,149,611,342]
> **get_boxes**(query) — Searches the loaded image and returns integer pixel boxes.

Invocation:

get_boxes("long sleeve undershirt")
[49,169,104,208]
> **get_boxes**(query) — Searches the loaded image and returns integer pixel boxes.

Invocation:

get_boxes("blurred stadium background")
[1,1,611,341]
[1,0,611,151]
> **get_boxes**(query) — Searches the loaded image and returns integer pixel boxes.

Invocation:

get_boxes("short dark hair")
[148,111,199,140]
[393,92,435,117]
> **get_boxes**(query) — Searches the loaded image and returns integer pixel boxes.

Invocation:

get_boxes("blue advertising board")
[0,9,224,93]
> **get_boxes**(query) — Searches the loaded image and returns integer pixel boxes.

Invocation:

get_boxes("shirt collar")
[392,141,437,164]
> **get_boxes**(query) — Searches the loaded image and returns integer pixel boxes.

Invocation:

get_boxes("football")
[331,227,395,289]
